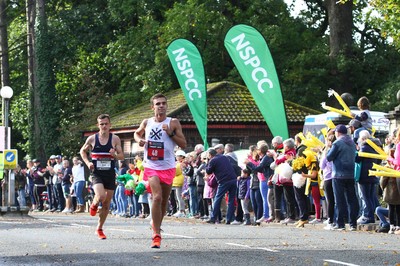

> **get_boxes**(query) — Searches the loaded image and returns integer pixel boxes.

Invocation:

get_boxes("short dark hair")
[97,114,110,121]
[150,93,167,105]
[207,148,217,156]
[242,168,251,175]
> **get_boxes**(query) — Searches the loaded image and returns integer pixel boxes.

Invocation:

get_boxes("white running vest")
[143,117,176,170]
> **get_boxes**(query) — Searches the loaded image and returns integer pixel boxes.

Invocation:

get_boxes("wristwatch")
[169,131,176,138]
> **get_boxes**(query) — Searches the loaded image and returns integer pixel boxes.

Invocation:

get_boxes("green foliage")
[369,0,400,48]
[373,73,400,112]
[3,0,400,158]
[32,10,61,159]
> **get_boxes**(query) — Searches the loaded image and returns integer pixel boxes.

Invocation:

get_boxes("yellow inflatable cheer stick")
[369,170,400,178]
[372,163,398,173]
[358,152,387,160]
[327,89,352,115]
[321,102,352,118]
[307,132,325,148]
[366,139,386,156]
[325,120,336,129]
[298,132,306,142]
[320,127,328,138]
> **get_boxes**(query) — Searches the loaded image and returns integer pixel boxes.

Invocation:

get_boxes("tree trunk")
[0,0,10,87]
[26,0,43,158]
[325,0,354,94]
[325,0,353,58]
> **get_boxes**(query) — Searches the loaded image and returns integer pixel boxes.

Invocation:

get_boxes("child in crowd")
[301,150,322,226]
[238,168,251,225]
[351,96,373,141]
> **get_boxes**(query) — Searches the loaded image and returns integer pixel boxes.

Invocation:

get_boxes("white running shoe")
[309,218,322,224]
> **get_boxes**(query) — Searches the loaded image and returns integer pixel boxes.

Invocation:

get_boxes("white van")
[303,110,390,141]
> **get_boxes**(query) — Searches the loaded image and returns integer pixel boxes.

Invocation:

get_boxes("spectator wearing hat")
[327,124,359,231]
[213,144,224,155]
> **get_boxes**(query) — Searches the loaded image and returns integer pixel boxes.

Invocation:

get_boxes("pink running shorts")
[143,168,176,185]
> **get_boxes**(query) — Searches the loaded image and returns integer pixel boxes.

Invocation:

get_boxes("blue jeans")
[332,178,359,227]
[211,180,237,223]
[127,193,140,216]
[73,181,85,205]
[54,183,65,210]
[250,188,263,220]
[188,185,198,215]
[46,184,55,209]
[358,183,377,221]
[17,188,26,207]
[259,180,269,219]
[375,206,389,228]
[115,185,127,215]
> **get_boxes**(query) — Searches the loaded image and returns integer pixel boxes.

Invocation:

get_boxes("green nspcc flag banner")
[167,39,208,148]
[224,24,289,139]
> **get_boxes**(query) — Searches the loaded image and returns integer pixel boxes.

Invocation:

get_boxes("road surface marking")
[163,233,195,239]
[324,259,360,266]
[226,242,279,253]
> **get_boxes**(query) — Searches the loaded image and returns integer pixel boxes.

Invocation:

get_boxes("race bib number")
[96,158,112,170]
[147,141,165,161]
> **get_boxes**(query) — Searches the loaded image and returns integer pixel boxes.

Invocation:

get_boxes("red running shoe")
[89,204,98,216]
[96,229,107,240]
[151,234,161,248]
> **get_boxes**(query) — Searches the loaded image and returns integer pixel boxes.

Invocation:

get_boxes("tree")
[369,0,400,48]
[28,0,60,159]
[0,0,11,87]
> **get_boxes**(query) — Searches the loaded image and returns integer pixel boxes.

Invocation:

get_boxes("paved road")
[0,212,398,266]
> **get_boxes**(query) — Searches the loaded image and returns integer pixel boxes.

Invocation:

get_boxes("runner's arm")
[168,118,187,149]
[134,119,147,147]
[111,136,124,161]
[80,135,94,170]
